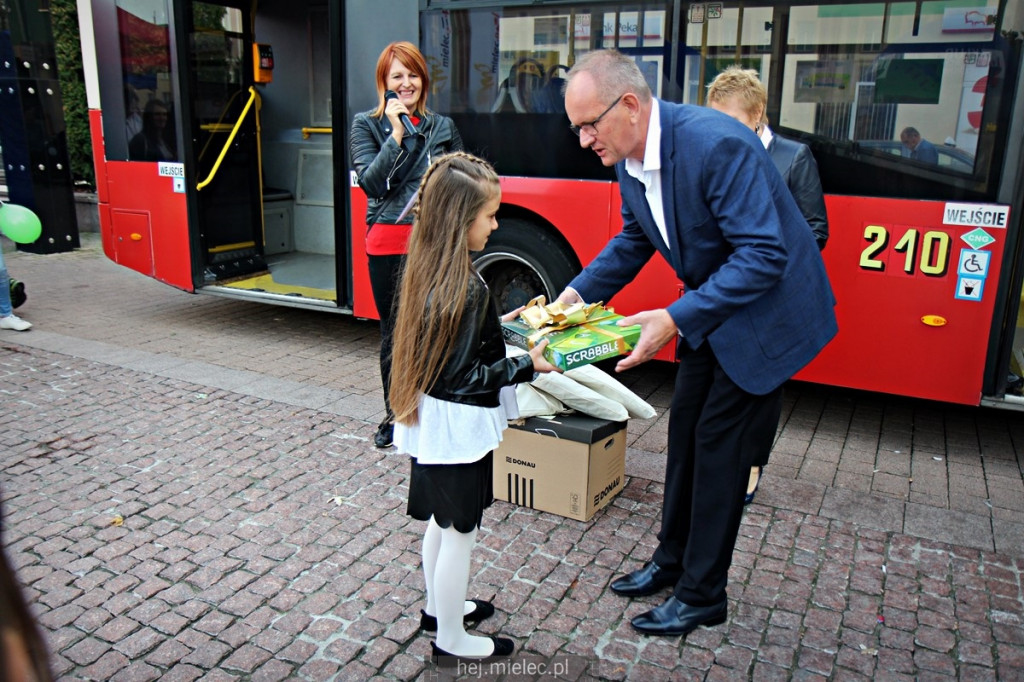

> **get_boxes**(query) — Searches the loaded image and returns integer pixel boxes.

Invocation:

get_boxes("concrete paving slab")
[992,517,1024,556]
[819,486,905,534]
[904,502,995,552]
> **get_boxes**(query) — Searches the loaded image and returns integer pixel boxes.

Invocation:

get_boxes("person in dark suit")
[706,65,829,504]
[899,126,939,164]
[558,50,837,637]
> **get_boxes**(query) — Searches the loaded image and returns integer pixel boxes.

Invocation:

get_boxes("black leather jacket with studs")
[350,109,463,227]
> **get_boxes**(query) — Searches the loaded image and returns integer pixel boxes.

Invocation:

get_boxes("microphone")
[384,90,417,137]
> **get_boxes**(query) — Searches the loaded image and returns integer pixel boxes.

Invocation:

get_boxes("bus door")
[183,1,265,284]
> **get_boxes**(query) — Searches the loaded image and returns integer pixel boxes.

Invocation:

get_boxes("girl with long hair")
[390,153,557,663]
[350,41,463,449]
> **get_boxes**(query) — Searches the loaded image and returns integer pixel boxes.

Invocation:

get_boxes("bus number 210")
[859,226,951,277]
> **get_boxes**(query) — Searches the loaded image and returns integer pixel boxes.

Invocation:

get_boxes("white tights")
[422,517,494,657]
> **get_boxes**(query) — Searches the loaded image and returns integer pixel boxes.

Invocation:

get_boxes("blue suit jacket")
[568,102,837,395]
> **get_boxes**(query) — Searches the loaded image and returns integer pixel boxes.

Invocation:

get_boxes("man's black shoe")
[631,596,727,636]
[609,562,682,597]
[374,421,393,448]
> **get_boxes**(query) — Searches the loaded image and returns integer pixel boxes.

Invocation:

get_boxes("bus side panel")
[101,160,192,292]
[350,179,373,319]
[796,196,1008,405]
[89,110,117,262]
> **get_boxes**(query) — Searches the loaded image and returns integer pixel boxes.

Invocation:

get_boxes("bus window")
[684,1,999,189]
[420,3,676,180]
[781,2,994,178]
[115,0,177,162]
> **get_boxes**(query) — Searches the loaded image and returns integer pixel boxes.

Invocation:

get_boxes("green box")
[502,310,641,371]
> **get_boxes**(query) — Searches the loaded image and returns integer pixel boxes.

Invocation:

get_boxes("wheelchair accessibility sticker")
[957,249,990,278]
[955,249,990,301]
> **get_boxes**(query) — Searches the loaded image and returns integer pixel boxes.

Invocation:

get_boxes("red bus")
[78,0,1024,408]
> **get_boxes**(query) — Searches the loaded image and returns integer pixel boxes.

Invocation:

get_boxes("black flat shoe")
[420,599,495,631]
[631,596,727,636]
[430,636,514,666]
[744,466,762,505]
[373,420,393,448]
[610,562,683,597]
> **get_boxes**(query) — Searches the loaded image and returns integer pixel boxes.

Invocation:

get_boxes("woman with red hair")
[350,41,463,449]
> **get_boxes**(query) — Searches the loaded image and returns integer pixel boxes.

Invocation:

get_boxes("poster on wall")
[421,11,453,110]
[794,60,855,104]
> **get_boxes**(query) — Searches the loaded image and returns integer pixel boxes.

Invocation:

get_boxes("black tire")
[473,217,578,312]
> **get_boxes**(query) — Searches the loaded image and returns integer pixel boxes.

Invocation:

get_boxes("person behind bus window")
[559,49,837,638]
[125,85,143,141]
[349,41,463,449]
[128,99,175,162]
[706,65,829,505]
[389,152,558,665]
[899,126,939,164]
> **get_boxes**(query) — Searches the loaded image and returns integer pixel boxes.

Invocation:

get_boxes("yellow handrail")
[301,127,332,139]
[197,86,261,191]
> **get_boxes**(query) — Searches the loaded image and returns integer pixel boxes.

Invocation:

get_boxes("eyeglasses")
[569,95,623,137]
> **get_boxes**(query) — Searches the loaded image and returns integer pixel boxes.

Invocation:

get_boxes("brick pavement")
[1,235,1023,680]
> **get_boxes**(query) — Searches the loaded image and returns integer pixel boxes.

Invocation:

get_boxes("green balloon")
[0,203,42,244]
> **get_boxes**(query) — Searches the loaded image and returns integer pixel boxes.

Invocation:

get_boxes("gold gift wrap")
[502,297,642,371]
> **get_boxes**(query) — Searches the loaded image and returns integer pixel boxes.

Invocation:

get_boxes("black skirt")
[407,452,494,533]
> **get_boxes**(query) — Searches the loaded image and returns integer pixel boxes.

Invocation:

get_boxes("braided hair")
[389,152,501,424]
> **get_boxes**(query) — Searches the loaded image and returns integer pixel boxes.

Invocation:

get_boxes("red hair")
[372,42,431,117]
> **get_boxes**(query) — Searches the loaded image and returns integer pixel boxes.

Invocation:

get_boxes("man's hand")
[555,288,583,306]
[615,309,677,372]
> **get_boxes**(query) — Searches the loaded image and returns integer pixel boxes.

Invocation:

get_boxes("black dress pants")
[367,253,405,420]
[651,340,783,606]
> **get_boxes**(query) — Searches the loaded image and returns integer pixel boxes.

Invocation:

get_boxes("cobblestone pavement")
[1,235,1023,680]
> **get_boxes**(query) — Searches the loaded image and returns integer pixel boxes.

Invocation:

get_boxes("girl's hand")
[529,339,561,374]
[500,306,525,323]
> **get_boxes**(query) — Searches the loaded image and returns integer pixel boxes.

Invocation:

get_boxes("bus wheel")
[474,218,578,313]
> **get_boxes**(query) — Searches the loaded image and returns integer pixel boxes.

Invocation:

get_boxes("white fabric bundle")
[515,383,564,418]
[565,365,657,419]
[505,345,655,421]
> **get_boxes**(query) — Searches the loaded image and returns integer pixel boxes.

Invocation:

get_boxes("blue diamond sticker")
[961,228,995,249]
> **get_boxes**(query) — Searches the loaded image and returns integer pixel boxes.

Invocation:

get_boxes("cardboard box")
[494,413,627,521]
[501,310,641,371]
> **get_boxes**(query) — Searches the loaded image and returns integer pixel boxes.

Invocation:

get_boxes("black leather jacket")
[428,275,535,407]
[766,132,829,250]
[350,109,463,226]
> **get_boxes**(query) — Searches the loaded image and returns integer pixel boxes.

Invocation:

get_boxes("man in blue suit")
[900,126,939,164]
[558,50,837,637]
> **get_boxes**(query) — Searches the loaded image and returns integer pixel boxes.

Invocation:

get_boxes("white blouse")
[394,386,519,465]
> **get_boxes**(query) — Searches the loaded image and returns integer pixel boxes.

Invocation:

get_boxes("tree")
[51,0,94,190]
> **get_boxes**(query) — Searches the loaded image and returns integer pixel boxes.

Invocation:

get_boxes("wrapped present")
[501,296,641,371]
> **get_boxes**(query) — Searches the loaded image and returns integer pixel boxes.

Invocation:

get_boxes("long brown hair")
[389,153,501,425]
[371,41,431,118]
